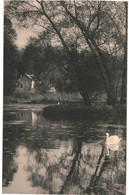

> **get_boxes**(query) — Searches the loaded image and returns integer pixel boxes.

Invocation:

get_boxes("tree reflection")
[3,148,18,187]
[25,139,103,194]
[86,146,126,195]
[3,135,126,194]
[3,125,19,187]
[3,109,126,194]
[86,146,105,192]
[24,139,76,194]
[59,140,82,194]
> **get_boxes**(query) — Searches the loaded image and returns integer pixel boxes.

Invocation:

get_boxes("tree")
[4,15,18,95]
[5,1,127,104]
[120,2,127,104]
[60,1,126,105]
[21,37,81,94]
[5,1,92,105]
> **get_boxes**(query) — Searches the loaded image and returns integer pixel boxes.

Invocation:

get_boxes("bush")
[13,91,30,100]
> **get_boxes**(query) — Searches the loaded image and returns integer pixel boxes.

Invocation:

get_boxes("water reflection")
[3,104,126,194]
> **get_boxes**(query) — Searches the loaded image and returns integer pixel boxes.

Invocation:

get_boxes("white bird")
[106,132,121,145]
[105,132,121,156]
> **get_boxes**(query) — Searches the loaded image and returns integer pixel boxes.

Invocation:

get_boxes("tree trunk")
[61,4,117,105]
[88,38,117,105]
[106,83,117,105]
[120,49,127,104]
[80,89,91,106]
[120,2,127,104]
[69,49,91,106]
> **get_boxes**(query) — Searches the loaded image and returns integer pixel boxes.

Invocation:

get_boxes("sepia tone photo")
[3,0,127,194]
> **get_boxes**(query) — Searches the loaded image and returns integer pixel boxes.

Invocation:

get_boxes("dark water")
[3,104,126,194]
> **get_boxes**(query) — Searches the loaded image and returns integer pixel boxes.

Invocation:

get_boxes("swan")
[106,132,121,145]
[105,132,121,156]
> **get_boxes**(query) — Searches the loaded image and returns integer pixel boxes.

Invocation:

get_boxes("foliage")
[5,1,127,104]
[60,1,126,104]
[4,15,19,95]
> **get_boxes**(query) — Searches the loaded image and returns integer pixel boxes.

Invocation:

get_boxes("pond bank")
[4,95,126,123]
[4,92,82,104]
[43,103,126,122]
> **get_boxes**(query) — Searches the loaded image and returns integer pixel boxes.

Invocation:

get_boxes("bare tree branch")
[74,1,78,20]
[34,23,55,34]
[91,2,101,35]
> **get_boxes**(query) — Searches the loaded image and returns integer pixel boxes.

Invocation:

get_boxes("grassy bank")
[4,92,82,104]
[43,103,126,122]
[4,92,126,123]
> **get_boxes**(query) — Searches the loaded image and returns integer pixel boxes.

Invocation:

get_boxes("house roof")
[25,73,34,80]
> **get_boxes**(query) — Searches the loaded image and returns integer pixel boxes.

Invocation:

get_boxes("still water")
[3,104,126,194]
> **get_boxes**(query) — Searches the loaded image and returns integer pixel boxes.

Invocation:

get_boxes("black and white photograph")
[3,0,127,194]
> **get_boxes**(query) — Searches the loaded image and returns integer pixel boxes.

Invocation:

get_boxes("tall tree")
[4,15,18,95]
[5,1,92,105]
[120,2,127,104]
[60,1,126,105]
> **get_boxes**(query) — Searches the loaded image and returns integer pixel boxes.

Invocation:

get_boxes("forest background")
[3,1,127,107]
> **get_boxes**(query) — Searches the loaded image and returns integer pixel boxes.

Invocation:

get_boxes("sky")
[4,0,40,50]
[14,26,61,50]
[15,27,37,50]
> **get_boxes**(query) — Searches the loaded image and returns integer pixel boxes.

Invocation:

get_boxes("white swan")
[105,132,121,156]
[106,132,121,145]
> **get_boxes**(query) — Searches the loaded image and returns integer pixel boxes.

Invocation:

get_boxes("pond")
[2,104,126,194]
